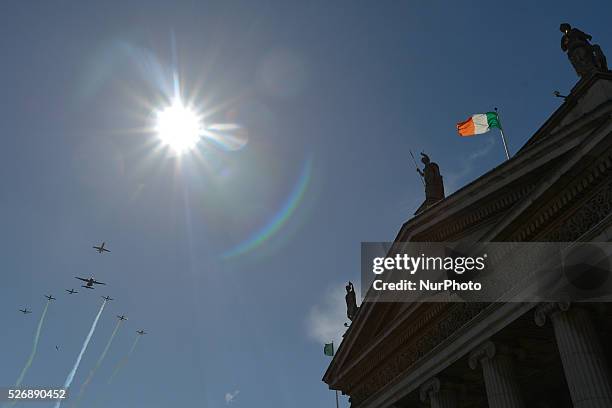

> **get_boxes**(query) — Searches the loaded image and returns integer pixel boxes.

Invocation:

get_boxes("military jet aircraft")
[93,241,110,253]
[136,330,147,335]
[19,308,31,314]
[75,276,105,289]
[65,289,78,294]
[101,295,113,302]
[45,295,56,301]
[117,315,128,321]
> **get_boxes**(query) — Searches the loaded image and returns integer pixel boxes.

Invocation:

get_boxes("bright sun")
[155,98,202,154]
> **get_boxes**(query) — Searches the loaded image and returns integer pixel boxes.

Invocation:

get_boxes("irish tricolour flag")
[456,112,502,137]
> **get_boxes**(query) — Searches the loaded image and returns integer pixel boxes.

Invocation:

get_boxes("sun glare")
[155,99,202,154]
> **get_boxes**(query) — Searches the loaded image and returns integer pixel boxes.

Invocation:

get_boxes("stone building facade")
[323,72,612,407]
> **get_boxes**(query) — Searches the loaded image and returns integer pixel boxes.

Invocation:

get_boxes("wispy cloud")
[225,390,240,405]
[445,136,496,194]
[307,283,359,348]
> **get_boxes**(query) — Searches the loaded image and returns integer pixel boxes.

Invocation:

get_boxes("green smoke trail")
[108,335,141,384]
[72,319,123,407]
[54,299,107,408]
[14,299,51,387]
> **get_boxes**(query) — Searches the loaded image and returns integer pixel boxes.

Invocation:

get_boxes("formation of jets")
[17,241,148,341]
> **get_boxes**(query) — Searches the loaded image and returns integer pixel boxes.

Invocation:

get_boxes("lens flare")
[222,157,313,259]
[155,98,202,154]
[203,123,249,151]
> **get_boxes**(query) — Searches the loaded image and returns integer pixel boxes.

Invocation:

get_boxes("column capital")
[468,341,524,370]
[419,377,441,402]
[468,341,496,370]
[468,341,526,407]
[420,377,459,408]
[534,301,570,327]
[536,303,612,407]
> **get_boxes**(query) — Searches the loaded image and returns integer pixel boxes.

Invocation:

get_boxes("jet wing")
[75,277,89,282]
[92,280,105,285]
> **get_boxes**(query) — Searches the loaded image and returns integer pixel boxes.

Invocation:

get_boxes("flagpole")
[495,108,511,161]
[499,127,510,161]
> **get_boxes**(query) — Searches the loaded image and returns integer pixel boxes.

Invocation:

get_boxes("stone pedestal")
[419,377,457,408]
[469,341,525,408]
[535,303,612,408]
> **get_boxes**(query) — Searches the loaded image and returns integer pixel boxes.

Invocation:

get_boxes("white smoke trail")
[14,300,51,387]
[72,319,123,407]
[4,300,52,408]
[89,335,140,408]
[54,300,107,408]
[108,335,140,384]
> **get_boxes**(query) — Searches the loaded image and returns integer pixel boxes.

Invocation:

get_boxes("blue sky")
[1,1,610,407]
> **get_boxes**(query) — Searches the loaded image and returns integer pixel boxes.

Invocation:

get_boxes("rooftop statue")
[345,281,358,321]
[417,153,445,204]
[560,23,608,78]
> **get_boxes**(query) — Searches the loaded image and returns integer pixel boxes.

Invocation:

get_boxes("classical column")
[535,302,612,408]
[468,341,525,408]
[419,377,457,408]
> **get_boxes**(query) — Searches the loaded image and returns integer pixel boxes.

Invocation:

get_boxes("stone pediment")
[323,74,612,405]
[520,71,612,152]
